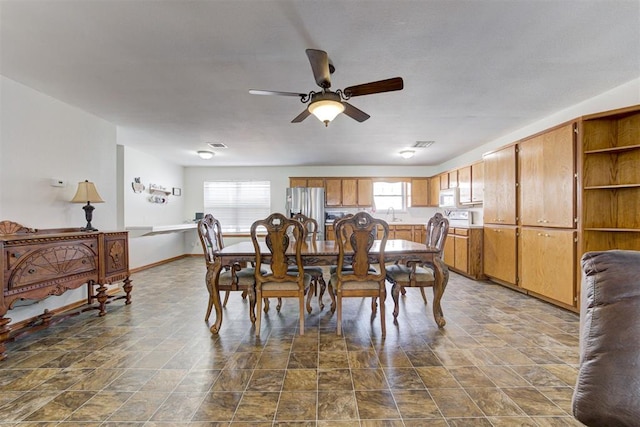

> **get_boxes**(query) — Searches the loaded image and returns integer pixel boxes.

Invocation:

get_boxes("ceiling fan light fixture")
[399,150,415,159]
[197,150,215,160]
[308,97,345,127]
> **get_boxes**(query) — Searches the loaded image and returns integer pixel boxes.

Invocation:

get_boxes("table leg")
[431,257,449,328]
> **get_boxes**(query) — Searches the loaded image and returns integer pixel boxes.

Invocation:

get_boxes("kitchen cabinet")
[342,179,358,206]
[483,225,517,286]
[580,107,640,257]
[325,224,335,241]
[457,166,472,204]
[324,178,372,207]
[448,170,458,188]
[289,178,325,188]
[443,227,484,280]
[483,145,517,225]
[519,227,576,307]
[356,178,373,207]
[439,173,449,190]
[410,178,429,207]
[429,176,440,207]
[392,224,414,241]
[471,162,484,203]
[519,123,576,228]
[325,179,342,206]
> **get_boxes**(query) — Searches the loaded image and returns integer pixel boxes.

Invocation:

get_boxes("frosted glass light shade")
[308,99,345,126]
[198,150,215,159]
[399,150,415,159]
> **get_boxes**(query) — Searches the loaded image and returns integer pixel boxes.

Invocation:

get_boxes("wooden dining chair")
[197,214,257,324]
[331,212,389,336]
[291,213,327,310]
[385,212,450,327]
[251,213,311,336]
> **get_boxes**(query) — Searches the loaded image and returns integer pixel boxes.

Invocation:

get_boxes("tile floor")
[0,257,585,426]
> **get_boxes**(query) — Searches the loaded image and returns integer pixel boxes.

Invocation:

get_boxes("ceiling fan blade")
[249,89,306,98]
[306,49,331,89]
[342,102,370,122]
[343,77,404,97]
[291,108,311,123]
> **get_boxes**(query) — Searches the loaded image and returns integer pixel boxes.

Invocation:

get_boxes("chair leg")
[222,290,230,307]
[380,286,386,338]
[263,298,270,313]
[371,296,378,314]
[391,283,401,320]
[205,294,214,321]
[248,286,256,324]
[336,291,342,336]
[328,282,337,313]
[255,290,262,336]
[299,292,305,335]
[318,276,326,310]
[306,278,315,314]
[420,287,428,305]
[276,298,283,312]
[400,285,406,296]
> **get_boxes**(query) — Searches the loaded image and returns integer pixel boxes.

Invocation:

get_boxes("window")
[373,181,410,211]
[204,181,271,232]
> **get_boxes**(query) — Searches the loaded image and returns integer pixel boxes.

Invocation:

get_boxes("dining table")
[208,239,448,333]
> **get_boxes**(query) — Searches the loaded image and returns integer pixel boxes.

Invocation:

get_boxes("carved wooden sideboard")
[0,221,131,360]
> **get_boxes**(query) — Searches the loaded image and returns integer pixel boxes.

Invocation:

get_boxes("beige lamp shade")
[71,180,105,203]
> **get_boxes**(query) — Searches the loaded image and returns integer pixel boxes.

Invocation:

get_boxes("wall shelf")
[126,224,196,237]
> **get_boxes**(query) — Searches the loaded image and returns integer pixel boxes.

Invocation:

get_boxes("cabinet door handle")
[537,232,550,237]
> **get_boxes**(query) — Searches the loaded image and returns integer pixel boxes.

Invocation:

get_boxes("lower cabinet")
[483,225,517,285]
[443,227,484,279]
[519,227,577,308]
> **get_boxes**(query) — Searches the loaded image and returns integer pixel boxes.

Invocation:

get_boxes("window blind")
[203,181,271,232]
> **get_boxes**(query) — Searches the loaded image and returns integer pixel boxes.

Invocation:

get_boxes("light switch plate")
[50,178,66,187]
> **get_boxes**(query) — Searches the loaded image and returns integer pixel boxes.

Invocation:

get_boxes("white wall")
[1,76,118,323]
[119,145,188,268]
[438,78,640,173]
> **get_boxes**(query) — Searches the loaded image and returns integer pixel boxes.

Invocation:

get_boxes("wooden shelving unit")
[580,106,640,253]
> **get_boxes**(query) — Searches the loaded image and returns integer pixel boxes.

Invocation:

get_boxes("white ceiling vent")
[208,142,228,149]
[413,140,435,148]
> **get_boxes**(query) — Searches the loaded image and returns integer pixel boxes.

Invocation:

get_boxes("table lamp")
[71,180,104,231]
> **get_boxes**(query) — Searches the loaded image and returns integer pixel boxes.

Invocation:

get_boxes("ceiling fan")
[249,49,404,126]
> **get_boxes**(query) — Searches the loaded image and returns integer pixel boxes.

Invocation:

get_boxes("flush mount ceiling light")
[399,150,415,159]
[197,150,215,160]
[307,92,345,127]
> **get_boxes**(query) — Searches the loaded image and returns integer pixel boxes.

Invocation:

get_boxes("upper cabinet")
[289,178,325,188]
[471,162,484,204]
[483,145,517,225]
[325,179,342,206]
[324,178,372,207]
[410,178,429,207]
[519,123,576,228]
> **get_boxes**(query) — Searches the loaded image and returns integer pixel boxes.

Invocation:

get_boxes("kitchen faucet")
[386,207,400,222]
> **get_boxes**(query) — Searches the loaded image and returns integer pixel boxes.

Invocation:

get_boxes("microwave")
[439,188,461,208]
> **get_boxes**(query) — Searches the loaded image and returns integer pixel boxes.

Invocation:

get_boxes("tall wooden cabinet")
[483,146,517,224]
[518,123,578,308]
[483,145,518,286]
[580,107,640,255]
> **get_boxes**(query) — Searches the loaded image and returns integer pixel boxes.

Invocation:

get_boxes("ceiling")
[1,1,638,167]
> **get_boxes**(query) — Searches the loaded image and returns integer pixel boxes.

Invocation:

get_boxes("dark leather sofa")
[572,250,640,426]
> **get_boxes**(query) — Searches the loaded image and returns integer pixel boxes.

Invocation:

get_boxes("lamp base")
[82,203,98,232]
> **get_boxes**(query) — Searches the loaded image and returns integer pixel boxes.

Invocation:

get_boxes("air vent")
[413,140,435,148]
[207,142,228,149]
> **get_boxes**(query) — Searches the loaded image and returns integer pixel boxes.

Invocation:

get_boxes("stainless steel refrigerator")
[285,187,325,241]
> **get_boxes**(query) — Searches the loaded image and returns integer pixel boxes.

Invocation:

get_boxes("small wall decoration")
[148,184,171,204]
[172,187,182,196]
[132,177,145,193]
